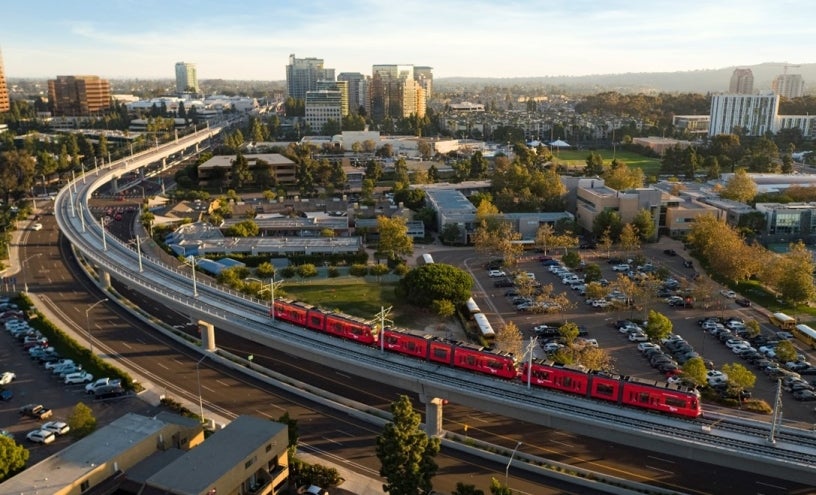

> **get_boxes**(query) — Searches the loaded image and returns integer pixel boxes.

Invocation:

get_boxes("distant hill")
[436,62,816,94]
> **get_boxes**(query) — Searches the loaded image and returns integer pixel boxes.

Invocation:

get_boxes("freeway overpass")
[53,127,816,485]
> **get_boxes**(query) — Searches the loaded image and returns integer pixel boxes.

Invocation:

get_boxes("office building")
[175,61,200,94]
[708,93,779,137]
[729,68,754,94]
[286,54,335,100]
[0,48,9,113]
[337,72,366,113]
[414,66,433,98]
[316,79,349,117]
[772,73,805,99]
[48,75,111,116]
[370,64,427,121]
[305,89,343,133]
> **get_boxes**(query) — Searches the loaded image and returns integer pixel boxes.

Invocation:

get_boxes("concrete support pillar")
[139,167,145,180]
[97,268,111,289]
[110,176,119,194]
[423,397,445,437]
[195,143,200,152]
[199,320,216,351]
[162,157,167,170]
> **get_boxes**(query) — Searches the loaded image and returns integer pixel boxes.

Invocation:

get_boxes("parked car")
[19,404,53,420]
[44,359,74,370]
[487,270,506,278]
[0,371,15,386]
[26,429,55,444]
[85,377,122,393]
[91,384,125,398]
[64,371,94,384]
[41,421,70,436]
[735,297,752,307]
[663,249,677,256]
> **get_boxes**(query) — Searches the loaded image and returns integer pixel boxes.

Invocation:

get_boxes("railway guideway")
[54,126,816,487]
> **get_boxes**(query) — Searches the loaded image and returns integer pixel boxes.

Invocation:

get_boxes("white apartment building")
[305,90,342,132]
[708,93,779,137]
[174,62,199,94]
[772,74,805,99]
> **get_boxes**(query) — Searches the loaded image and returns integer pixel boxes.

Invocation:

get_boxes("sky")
[1,0,814,81]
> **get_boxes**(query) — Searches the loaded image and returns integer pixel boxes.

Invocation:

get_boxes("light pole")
[247,275,282,320]
[180,256,198,297]
[505,441,522,487]
[195,354,208,423]
[21,253,42,292]
[129,236,144,272]
[85,298,109,355]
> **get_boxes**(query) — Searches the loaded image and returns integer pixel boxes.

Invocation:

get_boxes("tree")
[398,264,473,307]
[645,310,673,342]
[720,168,757,203]
[682,356,707,386]
[376,395,440,495]
[597,227,614,258]
[431,299,456,319]
[67,402,97,438]
[377,215,414,262]
[721,362,756,399]
[583,263,602,284]
[618,223,640,255]
[771,241,816,305]
[452,483,485,495]
[562,251,581,269]
[495,321,523,357]
[774,340,798,363]
[592,211,622,241]
[631,209,655,242]
[225,220,259,237]
[369,263,391,281]
[489,477,512,495]
[576,346,614,371]
[277,411,300,458]
[440,223,463,245]
[0,435,28,481]
[297,263,318,279]
[584,151,605,176]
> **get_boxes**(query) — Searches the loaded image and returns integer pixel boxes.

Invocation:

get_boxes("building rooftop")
[144,416,286,495]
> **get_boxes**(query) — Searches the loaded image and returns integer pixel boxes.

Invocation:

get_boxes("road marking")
[756,481,787,490]
[645,465,674,474]
[155,362,169,370]
[336,429,354,438]
[323,436,343,446]
[550,440,574,448]
[647,455,675,464]
[335,372,350,379]
[216,379,231,387]
[201,384,216,393]
[120,342,132,349]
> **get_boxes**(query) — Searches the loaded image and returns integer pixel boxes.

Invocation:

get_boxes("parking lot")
[0,305,155,465]
[471,245,816,424]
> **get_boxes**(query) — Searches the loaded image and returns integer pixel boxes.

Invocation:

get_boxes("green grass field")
[280,278,414,325]
[552,149,662,177]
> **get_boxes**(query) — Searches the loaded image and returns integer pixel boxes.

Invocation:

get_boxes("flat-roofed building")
[0,412,204,495]
[305,89,343,132]
[708,93,779,137]
[755,202,816,242]
[672,115,710,136]
[632,136,693,155]
[575,183,661,238]
[0,48,9,113]
[175,61,200,94]
[197,153,297,187]
[48,75,111,116]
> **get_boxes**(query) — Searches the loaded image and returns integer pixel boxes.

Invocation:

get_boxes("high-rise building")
[772,73,805,99]
[337,72,366,113]
[47,75,111,116]
[370,64,427,121]
[175,62,200,94]
[305,90,342,133]
[708,92,779,137]
[414,66,433,99]
[0,48,9,113]
[729,68,754,94]
[286,54,335,100]
[316,80,349,117]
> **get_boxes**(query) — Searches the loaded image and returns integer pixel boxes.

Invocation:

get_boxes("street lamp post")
[22,253,42,293]
[85,298,109,355]
[505,441,522,487]
[195,354,208,424]
[180,256,199,297]
[246,275,282,320]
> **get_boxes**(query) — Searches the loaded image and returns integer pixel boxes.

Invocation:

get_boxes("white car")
[720,289,737,298]
[45,359,74,370]
[26,429,55,444]
[612,263,630,272]
[541,342,564,353]
[725,338,747,349]
[628,331,649,342]
[41,421,70,436]
[638,342,660,352]
[85,377,122,393]
[64,371,94,384]
[30,223,43,231]
[0,371,15,386]
[487,270,506,278]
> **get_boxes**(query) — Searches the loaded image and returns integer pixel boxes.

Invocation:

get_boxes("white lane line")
[647,455,676,464]
[335,372,350,379]
[216,379,231,387]
[323,436,343,446]
[201,384,216,393]
[120,342,132,349]
[645,465,674,474]
[155,362,169,370]
[336,430,354,438]
[756,481,787,490]
[550,440,574,448]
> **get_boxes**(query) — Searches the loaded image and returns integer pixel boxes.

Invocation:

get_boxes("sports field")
[552,149,661,177]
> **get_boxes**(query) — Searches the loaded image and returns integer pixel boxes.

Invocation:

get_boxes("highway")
[28,130,816,494]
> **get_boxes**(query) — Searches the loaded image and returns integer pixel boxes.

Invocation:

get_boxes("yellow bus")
[793,324,816,350]
[769,312,797,331]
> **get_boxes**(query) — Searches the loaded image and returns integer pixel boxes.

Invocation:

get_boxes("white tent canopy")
[549,139,571,148]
